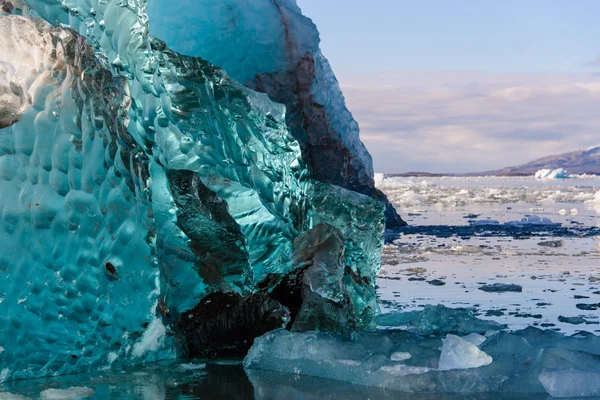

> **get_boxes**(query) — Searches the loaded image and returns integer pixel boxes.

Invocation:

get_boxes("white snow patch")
[39,387,94,400]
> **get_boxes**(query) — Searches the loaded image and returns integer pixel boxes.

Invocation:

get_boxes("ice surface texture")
[0,0,385,381]
[146,0,405,227]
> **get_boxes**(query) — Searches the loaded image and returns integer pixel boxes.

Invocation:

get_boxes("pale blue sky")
[297,1,600,173]
[297,0,600,74]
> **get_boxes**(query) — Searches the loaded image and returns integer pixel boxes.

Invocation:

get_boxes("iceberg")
[145,0,405,228]
[534,168,569,180]
[0,0,385,381]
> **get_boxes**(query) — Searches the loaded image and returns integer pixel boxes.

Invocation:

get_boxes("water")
[3,175,600,399]
[0,361,555,399]
[377,175,600,335]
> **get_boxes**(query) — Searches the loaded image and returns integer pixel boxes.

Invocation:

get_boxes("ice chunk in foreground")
[539,370,600,398]
[245,327,600,395]
[535,168,569,180]
[438,334,493,371]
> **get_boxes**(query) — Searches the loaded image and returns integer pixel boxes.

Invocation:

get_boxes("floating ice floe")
[244,326,600,396]
[469,215,559,227]
[535,168,569,180]
[505,215,558,226]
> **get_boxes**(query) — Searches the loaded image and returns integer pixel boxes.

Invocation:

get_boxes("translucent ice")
[145,0,404,227]
[245,327,600,395]
[539,370,600,398]
[438,334,493,371]
[0,0,385,380]
[375,305,506,335]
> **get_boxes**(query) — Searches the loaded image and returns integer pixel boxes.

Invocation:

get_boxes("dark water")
[0,361,575,399]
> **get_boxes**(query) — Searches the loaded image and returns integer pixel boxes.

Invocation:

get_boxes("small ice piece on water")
[438,334,493,371]
[505,215,556,226]
[570,208,579,215]
[559,209,568,215]
[374,173,385,184]
[537,240,565,248]
[539,370,600,398]
[390,352,412,362]
[535,168,568,180]
[478,283,522,293]
[39,387,95,400]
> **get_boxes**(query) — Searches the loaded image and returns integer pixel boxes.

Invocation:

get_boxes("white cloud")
[338,71,600,173]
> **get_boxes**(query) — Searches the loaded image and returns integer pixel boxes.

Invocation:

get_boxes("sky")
[296,0,600,173]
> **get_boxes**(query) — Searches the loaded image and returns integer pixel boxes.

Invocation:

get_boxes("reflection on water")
[1,361,559,399]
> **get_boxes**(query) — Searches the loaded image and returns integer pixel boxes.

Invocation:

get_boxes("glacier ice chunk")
[245,327,600,394]
[145,0,405,227]
[535,168,569,180]
[0,0,386,379]
[438,334,493,371]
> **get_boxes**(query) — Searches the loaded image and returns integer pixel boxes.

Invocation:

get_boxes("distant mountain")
[476,145,600,176]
